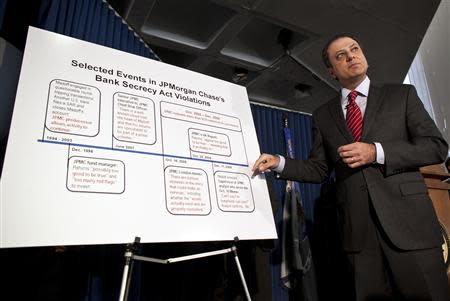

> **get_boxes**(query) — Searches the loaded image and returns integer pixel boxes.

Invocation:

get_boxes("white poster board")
[0,27,277,248]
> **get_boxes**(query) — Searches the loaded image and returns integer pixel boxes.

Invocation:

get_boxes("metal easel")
[118,236,252,301]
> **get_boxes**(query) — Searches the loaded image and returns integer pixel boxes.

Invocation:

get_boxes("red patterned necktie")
[346,90,362,141]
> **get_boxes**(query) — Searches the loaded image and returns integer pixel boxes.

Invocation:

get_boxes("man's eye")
[351,47,359,52]
[336,53,344,60]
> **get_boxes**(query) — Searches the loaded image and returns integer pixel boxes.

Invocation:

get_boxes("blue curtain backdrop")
[251,105,321,301]
[36,0,158,59]
[0,1,323,300]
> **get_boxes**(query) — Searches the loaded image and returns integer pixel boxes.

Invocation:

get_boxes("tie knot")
[348,90,358,104]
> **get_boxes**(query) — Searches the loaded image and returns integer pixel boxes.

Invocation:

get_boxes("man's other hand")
[337,142,376,168]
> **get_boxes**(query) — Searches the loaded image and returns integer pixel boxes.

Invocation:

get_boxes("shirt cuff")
[373,142,385,164]
[273,155,285,173]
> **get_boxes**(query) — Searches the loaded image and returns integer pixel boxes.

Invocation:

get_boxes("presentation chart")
[0,27,277,248]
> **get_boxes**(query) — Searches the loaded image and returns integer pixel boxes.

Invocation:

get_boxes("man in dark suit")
[252,34,450,300]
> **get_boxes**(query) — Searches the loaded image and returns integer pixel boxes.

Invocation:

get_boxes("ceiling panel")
[108,0,440,113]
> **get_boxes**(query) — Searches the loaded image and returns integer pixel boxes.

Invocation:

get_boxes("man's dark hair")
[322,34,363,68]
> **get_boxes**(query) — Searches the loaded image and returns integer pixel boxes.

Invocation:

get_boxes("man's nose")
[346,54,354,61]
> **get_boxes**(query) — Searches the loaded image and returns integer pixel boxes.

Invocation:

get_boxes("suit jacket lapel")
[328,95,354,142]
[362,84,384,141]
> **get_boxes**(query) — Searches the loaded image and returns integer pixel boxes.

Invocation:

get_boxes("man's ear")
[328,67,336,79]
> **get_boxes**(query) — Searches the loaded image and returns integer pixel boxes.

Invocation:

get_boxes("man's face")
[327,37,368,87]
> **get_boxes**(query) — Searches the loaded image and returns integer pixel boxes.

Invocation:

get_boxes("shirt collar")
[340,76,370,103]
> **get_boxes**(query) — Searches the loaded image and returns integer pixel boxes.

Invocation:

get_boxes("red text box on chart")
[45,79,100,136]
[164,166,211,215]
[160,101,241,131]
[214,171,255,212]
[113,92,156,145]
[188,128,231,157]
[67,156,125,194]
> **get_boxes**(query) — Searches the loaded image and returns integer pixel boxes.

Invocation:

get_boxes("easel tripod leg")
[232,246,252,301]
[118,251,133,301]
[118,237,140,301]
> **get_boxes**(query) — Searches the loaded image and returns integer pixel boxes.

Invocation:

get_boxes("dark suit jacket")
[280,84,448,252]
